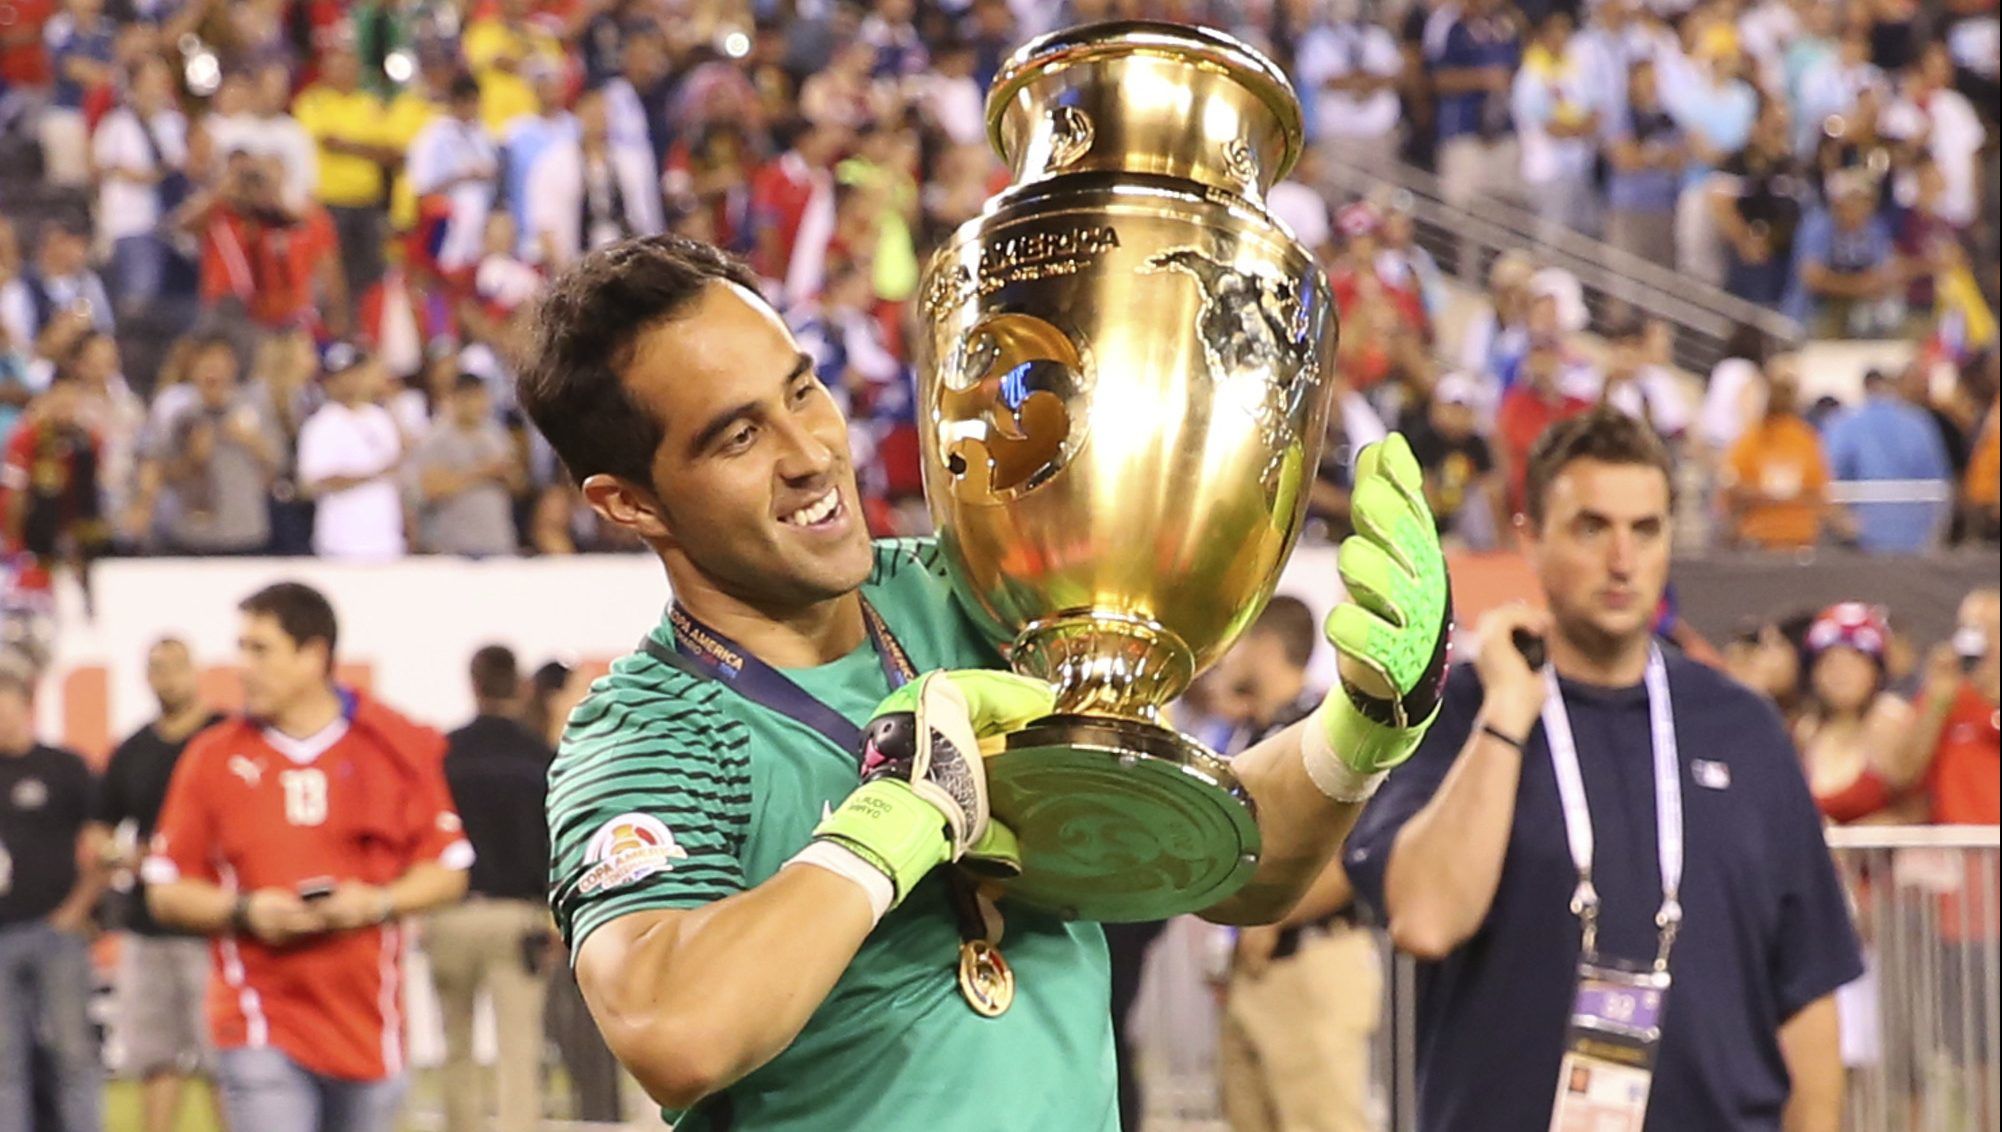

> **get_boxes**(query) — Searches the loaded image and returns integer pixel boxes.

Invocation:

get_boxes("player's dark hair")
[519,234,764,486]
[1251,595,1319,671]
[240,582,339,670]
[470,644,520,703]
[1522,406,1676,528]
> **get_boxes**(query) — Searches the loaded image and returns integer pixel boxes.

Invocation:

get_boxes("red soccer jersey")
[1924,684,1999,944]
[144,698,470,1081]
[1927,683,2001,826]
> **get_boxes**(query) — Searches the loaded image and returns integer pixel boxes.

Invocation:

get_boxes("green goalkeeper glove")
[1305,433,1454,802]
[805,670,1053,912]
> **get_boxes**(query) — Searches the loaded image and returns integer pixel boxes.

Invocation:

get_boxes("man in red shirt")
[145,582,471,1132]
[190,152,347,336]
[0,367,105,603]
[1495,334,1591,519]
[1827,588,2001,825]
[1916,590,2002,827]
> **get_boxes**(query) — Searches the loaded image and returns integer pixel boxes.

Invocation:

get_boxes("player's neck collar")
[667,578,868,671]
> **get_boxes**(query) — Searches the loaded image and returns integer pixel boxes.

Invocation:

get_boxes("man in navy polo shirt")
[1345,407,1860,1132]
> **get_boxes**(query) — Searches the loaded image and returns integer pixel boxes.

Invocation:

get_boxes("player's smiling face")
[619,280,874,609]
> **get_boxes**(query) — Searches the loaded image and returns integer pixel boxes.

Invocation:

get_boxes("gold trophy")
[916,21,1338,921]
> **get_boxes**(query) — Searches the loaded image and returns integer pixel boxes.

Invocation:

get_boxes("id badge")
[1547,961,1670,1132]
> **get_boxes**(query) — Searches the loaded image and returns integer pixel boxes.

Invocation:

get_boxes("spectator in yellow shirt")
[1967,391,1999,542]
[462,0,566,135]
[293,43,402,319]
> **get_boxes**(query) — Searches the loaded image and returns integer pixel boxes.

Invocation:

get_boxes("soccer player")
[144,582,473,1132]
[519,235,1451,1130]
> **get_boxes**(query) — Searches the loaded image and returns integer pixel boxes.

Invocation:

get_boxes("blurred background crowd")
[0,0,1990,605]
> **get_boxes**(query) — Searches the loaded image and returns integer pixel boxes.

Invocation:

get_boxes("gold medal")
[957,938,1015,1017]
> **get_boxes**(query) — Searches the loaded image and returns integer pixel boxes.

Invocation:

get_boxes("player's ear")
[580,473,673,542]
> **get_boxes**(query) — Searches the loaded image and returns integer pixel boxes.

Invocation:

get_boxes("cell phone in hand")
[297,877,336,903]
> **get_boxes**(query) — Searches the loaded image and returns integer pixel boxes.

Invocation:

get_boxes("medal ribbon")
[641,597,915,753]
[639,595,1013,1014]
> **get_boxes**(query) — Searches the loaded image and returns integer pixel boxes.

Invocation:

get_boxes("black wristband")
[229,893,253,935]
[1480,723,1528,752]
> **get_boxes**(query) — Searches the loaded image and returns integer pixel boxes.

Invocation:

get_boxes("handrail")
[1825,479,1956,505]
[1823,824,2002,850]
[1308,144,1802,374]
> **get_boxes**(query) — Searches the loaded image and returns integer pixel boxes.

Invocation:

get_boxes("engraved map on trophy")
[1141,245,1321,481]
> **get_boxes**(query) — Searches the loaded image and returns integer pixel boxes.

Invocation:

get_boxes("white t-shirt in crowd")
[1563,364,1693,437]
[1267,180,1333,251]
[408,116,499,271]
[297,401,406,561]
[1880,86,1986,228]
[91,107,187,240]
[917,73,986,147]
[206,111,319,210]
[1295,21,1403,141]
[1700,356,1764,451]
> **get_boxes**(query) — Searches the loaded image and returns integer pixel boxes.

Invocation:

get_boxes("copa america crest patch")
[578,813,688,895]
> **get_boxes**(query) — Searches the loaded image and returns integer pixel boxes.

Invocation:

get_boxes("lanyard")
[640,597,916,757]
[1539,644,1685,971]
[641,597,1008,999]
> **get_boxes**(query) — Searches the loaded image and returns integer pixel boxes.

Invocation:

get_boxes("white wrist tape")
[787,840,895,925]
[1300,697,1388,804]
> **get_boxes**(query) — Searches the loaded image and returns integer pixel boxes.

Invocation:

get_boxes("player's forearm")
[578,865,875,1109]
[1780,995,1844,1132]
[1200,719,1362,926]
[147,878,239,935]
[1881,683,1956,788]
[1382,710,1530,959]
[387,861,468,917]
[1280,857,1357,928]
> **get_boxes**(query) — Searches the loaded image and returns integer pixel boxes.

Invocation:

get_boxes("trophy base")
[983,715,1260,922]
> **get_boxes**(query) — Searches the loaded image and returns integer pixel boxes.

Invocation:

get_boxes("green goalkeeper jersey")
[547,538,1118,1132]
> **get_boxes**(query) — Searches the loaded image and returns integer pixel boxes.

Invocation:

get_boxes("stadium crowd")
[0,0,1990,600]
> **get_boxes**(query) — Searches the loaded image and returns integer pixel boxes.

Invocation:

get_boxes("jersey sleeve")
[141,732,224,887]
[546,668,753,960]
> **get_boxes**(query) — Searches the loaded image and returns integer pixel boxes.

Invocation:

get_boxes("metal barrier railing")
[1825,825,2001,1132]
[1304,144,1802,375]
[1137,824,2000,1132]
[1823,478,1959,551]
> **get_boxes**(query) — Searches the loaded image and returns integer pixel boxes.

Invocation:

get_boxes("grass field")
[103,1080,224,1132]
[103,1076,432,1132]
[99,1074,654,1132]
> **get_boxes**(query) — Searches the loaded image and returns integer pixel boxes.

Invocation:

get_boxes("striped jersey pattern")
[545,538,952,954]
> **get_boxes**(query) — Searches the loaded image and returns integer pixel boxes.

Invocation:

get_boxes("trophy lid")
[986,21,1304,200]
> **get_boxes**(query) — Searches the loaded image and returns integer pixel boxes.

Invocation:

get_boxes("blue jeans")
[109,235,172,317]
[0,921,102,1132]
[217,1047,406,1132]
